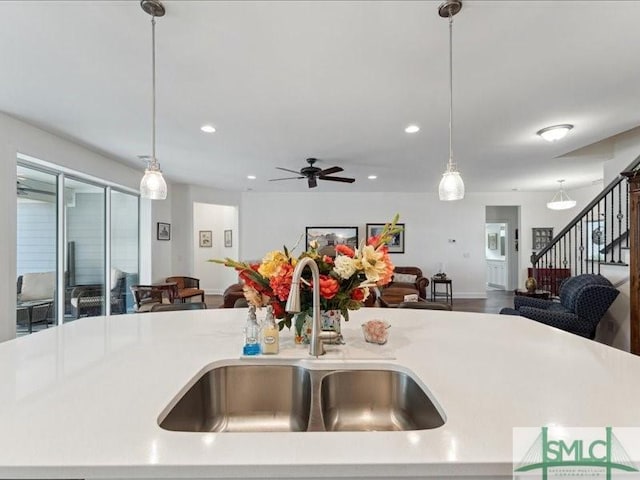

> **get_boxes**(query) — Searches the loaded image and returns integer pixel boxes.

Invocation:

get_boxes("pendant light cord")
[448,10,454,169]
[151,16,157,165]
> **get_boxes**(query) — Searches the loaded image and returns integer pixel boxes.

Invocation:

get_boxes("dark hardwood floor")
[205,289,515,314]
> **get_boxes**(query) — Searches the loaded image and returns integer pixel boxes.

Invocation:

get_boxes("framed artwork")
[487,233,498,250]
[366,223,405,253]
[157,222,171,241]
[224,229,233,248]
[199,230,212,248]
[532,227,553,251]
[305,226,358,253]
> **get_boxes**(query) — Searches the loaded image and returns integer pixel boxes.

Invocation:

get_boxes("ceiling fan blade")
[269,176,304,182]
[319,166,343,176]
[319,175,355,183]
[308,176,318,188]
[276,167,303,175]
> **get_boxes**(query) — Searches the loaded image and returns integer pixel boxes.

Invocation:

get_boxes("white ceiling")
[2,0,640,194]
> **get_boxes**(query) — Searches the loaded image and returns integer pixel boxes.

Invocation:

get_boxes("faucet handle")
[311,330,341,356]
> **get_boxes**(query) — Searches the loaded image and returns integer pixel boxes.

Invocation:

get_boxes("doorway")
[193,202,239,295]
[485,206,520,291]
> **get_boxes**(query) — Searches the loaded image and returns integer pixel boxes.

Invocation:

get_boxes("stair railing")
[530,154,640,295]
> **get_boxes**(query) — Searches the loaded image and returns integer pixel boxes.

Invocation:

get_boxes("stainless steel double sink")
[158,363,445,432]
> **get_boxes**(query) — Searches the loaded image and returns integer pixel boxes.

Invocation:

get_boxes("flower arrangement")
[211,215,403,331]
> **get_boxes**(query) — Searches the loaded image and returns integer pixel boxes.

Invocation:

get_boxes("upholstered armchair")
[379,267,429,305]
[501,274,619,339]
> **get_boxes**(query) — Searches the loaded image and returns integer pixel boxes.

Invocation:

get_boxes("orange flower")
[335,244,355,258]
[377,251,395,286]
[317,275,340,299]
[367,235,381,248]
[269,263,294,301]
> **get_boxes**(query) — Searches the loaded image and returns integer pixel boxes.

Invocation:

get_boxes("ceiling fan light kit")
[269,158,355,189]
[438,0,464,201]
[139,0,168,200]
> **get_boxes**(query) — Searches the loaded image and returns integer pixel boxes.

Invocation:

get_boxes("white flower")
[333,255,357,279]
[356,245,386,283]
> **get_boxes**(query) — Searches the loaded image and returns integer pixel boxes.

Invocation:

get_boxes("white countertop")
[0,307,639,479]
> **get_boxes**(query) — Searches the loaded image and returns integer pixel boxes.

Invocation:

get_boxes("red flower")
[350,288,366,302]
[269,263,294,301]
[271,300,286,319]
[317,275,340,299]
[335,244,355,258]
[322,255,334,264]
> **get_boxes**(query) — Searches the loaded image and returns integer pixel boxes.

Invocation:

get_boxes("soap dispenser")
[262,305,279,355]
[243,305,261,355]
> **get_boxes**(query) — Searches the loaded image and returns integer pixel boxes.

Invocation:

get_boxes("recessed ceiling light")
[247,175,256,180]
[368,175,377,180]
[405,125,420,134]
[536,124,573,142]
[200,125,216,133]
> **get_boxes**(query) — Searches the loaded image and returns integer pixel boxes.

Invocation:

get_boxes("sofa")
[379,267,429,305]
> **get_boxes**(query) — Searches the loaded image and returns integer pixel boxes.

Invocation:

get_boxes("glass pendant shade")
[546,191,576,210]
[140,161,167,200]
[438,164,465,201]
[546,180,576,210]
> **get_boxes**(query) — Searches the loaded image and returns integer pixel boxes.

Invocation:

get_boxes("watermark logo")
[514,427,639,479]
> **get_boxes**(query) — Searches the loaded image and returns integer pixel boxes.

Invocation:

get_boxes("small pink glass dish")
[361,319,390,345]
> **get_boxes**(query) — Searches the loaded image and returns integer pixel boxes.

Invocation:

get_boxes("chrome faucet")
[285,257,339,357]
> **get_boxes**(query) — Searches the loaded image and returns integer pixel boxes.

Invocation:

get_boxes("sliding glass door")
[16,165,58,334]
[17,159,139,333]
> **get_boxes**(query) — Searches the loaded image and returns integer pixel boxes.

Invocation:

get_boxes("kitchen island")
[0,307,639,479]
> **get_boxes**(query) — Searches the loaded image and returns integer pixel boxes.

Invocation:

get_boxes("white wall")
[193,203,239,294]
[239,187,601,298]
[0,112,154,342]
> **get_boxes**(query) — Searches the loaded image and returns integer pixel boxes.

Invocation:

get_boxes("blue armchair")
[500,274,619,339]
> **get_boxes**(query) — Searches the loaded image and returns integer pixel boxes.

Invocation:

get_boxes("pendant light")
[139,0,167,200]
[438,0,464,201]
[547,180,576,210]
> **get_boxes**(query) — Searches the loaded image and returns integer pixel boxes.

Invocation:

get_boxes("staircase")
[530,155,640,352]
[531,159,639,285]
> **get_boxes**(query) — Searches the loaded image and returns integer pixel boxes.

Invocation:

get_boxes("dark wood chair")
[130,285,164,312]
[165,276,205,303]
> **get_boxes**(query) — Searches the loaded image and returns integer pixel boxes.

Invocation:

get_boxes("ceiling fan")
[269,158,355,189]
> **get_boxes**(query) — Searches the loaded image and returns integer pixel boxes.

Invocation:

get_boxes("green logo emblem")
[515,427,638,479]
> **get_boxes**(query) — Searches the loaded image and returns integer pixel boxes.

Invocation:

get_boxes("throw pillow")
[394,273,418,284]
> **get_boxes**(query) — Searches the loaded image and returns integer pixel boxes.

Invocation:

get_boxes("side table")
[514,289,551,300]
[430,277,453,306]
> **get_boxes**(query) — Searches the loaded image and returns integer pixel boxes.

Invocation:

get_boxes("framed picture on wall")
[224,229,232,248]
[157,222,171,241]
[199,230,212,248]
[366,223,405,253]
[532,227,553,251]
[305,226,358,253]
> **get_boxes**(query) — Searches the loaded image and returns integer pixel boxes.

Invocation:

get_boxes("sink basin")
[320,369,445,432]
[159,364,311,432]
[159,363,445,432]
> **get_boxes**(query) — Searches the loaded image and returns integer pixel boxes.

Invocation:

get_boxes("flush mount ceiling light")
[405,125,420,134]
[201,125,216,133]
[438,0,464,201]
[139,0,168,200]
[547,179,576,210]
[247,175,257,180]
[368,175,378,180]
[537,124,573,142]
